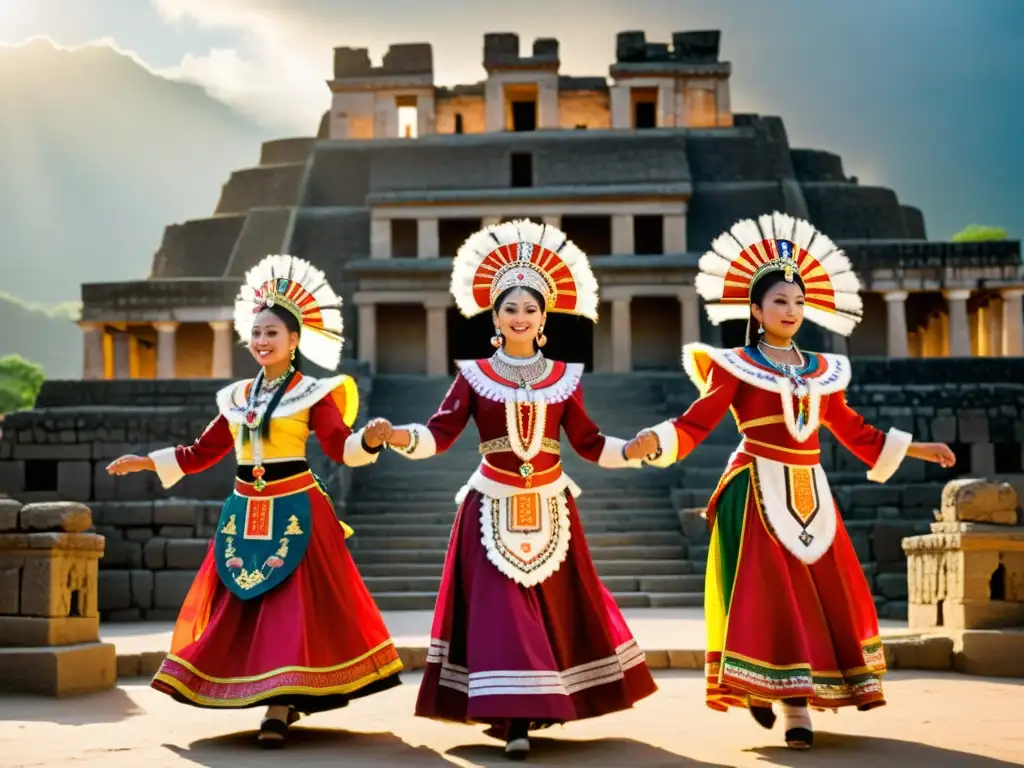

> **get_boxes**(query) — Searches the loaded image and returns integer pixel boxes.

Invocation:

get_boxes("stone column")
[370,219,391,259]
[944,289,972,357]
[424,300,448,376]
[679,286,701,344]
[358,303,377,373]
[657,81,675,127]
[153,321,178,379]
[417,218,439,259]
[484,80,504,132]
[611,297,632,373]
[969,308,981,357]
[209,321,233,378]
[663,214,687,253]
[882,291,910,358]
[538,77,559,129]
[80,323,105,380]
[1001,288,1024,356]
[988,297,1004,357]
[611,214,634,256]
[112,331,130,380]
[609,84,630,128]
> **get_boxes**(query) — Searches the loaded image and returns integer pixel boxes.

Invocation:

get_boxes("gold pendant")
[253,477,267,492]
[519,463,534,478]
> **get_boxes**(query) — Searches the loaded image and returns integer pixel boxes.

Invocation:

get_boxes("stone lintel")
[0,532,106,554]
[902,530,1024,553]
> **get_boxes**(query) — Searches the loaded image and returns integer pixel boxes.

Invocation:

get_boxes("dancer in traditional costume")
[106,255,402,747]
[631,213,955,749]
[365,220,657,760]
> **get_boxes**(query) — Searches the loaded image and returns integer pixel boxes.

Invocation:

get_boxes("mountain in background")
[0,37,279,305]
[0,294,81,380]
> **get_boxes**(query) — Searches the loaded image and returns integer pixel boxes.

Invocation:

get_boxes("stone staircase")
[345,372,743,610]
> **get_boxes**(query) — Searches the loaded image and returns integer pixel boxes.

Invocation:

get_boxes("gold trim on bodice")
[480,436,561,456]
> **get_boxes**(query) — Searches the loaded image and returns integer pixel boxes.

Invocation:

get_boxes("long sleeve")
[645,362,738,468]
[148,415,234,489]
[822,391,911,483]
[309,393,382,468]
[561,386,642,469]
[391,373,473,460]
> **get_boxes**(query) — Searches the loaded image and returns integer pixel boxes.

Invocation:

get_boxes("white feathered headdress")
[695,212,864,336]
[233,254,344,370]
[450,219,599,321]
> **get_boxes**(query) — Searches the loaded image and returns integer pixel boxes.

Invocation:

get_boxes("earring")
[536,326,547,348]
[290,348,297,360]
[491,330,503,349]
[757,324,764,336]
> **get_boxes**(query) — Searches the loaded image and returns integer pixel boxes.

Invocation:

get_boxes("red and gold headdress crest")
[233,254,344,369]
[695,212,863,336]
[450,219,599,321]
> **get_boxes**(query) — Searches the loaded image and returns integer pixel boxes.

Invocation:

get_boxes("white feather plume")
[704,302,749,326]
[772,211,797,242]
[694,273,726,303]
[791,218,818,250]
[234,254,344,370]
[805,305,859,337]
[729,218,766,251]
[450,218,599,322]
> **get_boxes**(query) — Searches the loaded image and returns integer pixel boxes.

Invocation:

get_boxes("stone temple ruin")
[0,498,116,696]
[903,478,1024,676]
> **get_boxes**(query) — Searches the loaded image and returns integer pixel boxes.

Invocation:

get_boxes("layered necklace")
[757,340,812,434]
[491,350,549,479]
[243,365,294,490]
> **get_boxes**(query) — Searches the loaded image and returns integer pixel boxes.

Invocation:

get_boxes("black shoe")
[749,704,776,730]
[785,727,813,749]
[257,708,300,748]
[505,719,530,760]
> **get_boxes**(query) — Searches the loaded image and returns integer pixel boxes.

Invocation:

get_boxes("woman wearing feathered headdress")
[631,213,955,750]
[106,255,402,746]
[365,220,657,759]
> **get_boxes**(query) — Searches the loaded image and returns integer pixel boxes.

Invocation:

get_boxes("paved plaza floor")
[1,670,1022,767]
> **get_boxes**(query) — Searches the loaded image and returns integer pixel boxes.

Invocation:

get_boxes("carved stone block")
[939,479,1018,525]
[0,616,99,646]
[0,642,116,697]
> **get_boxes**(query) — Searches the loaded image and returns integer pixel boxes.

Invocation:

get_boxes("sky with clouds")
[2,0,1022,240]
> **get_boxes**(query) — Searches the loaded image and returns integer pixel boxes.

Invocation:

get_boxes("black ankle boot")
[505,719,530,760]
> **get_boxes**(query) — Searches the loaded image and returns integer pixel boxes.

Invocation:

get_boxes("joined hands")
[624,431,659,461]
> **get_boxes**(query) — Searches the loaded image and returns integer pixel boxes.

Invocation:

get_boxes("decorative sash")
[478,490,572,587]
[752,456,836,565]
[214,472,316,599]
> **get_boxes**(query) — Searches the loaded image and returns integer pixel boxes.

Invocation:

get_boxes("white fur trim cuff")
[391,424,437,460]
[598,437,644,469]
[866,427,913,484]
[343,430,380,467]
[644,421,679,468]
[149,447,184,489]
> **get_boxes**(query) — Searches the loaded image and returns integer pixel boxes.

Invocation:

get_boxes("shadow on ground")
[449,736,722,766]
[166,727,451,766]
[5,686,144,724]
[749,732,1022,766]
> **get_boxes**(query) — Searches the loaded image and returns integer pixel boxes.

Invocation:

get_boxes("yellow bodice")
[215,373,359,464]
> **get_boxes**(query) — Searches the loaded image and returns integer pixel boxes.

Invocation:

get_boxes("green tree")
[0,355,45,414]
[951,224,1008,242]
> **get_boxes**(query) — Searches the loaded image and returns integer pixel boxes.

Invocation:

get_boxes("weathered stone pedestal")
[902,478,1024,677]
[0,499,116,696]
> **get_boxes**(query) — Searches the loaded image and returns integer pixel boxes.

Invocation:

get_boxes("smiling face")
[752,280,805,341]
[249,307,299,368]
[493,287,546,346]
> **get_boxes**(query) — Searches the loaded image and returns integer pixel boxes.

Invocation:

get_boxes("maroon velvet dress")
[390,353,658,737]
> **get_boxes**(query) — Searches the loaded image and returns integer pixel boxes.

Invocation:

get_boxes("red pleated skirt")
[151,484,403,711]
[704,457,886,713]
[415,488,657,737]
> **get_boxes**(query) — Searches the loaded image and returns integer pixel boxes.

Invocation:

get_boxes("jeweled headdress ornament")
[695,212,864,336]
[450,219,599,321]
[233,254,344,369]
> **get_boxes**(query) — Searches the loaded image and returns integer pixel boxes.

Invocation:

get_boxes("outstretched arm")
[107,415,235,489]
[561,386,644,468]
[635,362,738,468]
[309,382,387,467]
[385,373,473,460]
[822,392,954,483]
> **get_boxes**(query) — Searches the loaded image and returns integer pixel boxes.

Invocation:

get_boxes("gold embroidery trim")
[480,436,560,456]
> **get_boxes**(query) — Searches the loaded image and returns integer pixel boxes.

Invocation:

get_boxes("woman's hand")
[624,431,659,461]
[363,418,393,449]
[907,442,956,468]
[106,455,155,476]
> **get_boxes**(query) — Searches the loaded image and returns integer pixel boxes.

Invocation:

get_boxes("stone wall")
[214,163,307,216]
[149,215,247,279]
